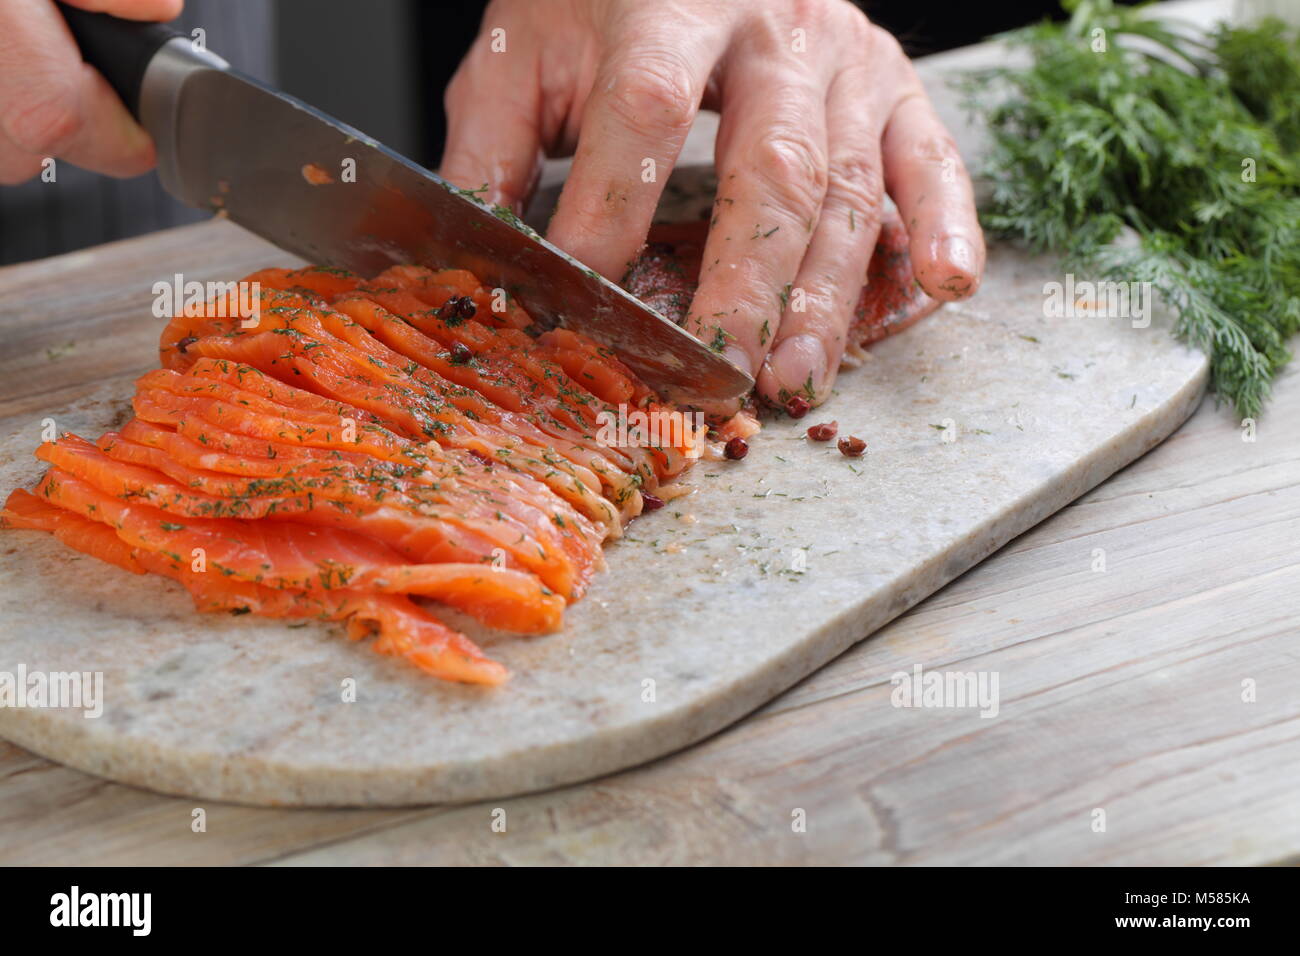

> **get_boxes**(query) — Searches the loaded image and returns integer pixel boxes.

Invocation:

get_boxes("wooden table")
[1,215,1297,865]
[3,0,1297,865]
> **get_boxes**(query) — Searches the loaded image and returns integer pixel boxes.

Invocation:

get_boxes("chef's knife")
[55,4,754,404]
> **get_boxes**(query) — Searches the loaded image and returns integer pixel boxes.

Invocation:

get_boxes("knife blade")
[56,6,754,405]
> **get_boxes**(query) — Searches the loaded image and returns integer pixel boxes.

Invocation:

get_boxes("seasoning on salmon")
[5,262,703,686]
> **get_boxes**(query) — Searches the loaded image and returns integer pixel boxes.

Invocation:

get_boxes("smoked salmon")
[3,221,939,685]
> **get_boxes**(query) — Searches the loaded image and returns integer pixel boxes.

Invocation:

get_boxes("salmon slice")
[1,489,508,685]
[115,413,602,556]
[175,329,623,528]
[1,485,146,575]
[327,296,657,482]
[32,454,564,635]
[340,276,698,483]
[93,427,599,599]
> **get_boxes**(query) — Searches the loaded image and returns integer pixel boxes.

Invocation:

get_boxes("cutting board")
[0,36,1209,807]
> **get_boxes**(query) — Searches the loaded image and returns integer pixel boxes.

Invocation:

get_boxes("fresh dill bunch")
[962,0,1300,417]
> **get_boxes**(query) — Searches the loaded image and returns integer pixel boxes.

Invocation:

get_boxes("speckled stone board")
[0,232,1207,804]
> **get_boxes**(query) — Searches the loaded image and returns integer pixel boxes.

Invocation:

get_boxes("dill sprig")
[962,0,1300,417]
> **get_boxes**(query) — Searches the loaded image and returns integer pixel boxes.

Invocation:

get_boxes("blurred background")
[1,0,1140,264]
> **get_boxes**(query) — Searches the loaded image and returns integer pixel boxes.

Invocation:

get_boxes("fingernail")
[722,345,753,377]
[768,334,828,399]
[941,236,976,273]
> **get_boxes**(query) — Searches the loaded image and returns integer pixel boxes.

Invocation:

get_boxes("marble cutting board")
[0,235,1207,805]
[0,27,1212,805]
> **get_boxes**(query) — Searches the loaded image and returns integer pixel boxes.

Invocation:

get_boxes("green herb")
[962,0,1300,417]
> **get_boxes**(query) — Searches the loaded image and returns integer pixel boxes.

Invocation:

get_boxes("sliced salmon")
[32,456,564,636]
[2,489,507,685]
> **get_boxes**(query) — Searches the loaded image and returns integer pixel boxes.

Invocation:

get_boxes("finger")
[881,69,984,300]
[544,8,730,281]
[756,65,884,407]
[0,0,156,177]
[439,28,544,214]
[64,0,183,19]
[682,53,831,385]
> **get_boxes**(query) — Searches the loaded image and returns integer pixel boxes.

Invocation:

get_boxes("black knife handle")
[56,3,184,117]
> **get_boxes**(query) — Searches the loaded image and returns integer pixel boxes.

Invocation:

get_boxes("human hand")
[0,0,182,184]
[440,0,984,409]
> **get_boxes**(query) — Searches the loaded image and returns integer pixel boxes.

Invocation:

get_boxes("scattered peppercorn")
[641,492,665,511]
[176,335,198,354]
[438,295,477,322]
[450,342,473,364]
[838,435,867,457]
[806,420,838,441]
[724,436,749,460]
[785,395,811,419]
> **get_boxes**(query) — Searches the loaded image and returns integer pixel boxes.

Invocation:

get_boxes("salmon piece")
[94,428,599,599]
[334,290,675,507]
[1,486,145,575]
[229,270,686,498]
[177,329,623,528]
[366,264,534,330]
[116,415,602,555]
[129,379,607,550]
[348,278,698,485]
[116,415,606,589]
[42,433,590,605]
[326,296,656,504]
[33,456,564,635]
[852,208,942,345]
[304,300,645,486]
[1,489,507,685]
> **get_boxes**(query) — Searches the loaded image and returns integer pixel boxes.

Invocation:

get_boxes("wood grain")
[0,222,298,423]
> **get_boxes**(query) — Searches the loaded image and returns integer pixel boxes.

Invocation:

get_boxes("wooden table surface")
[1,215,1297,866]
[3,0,1297,866]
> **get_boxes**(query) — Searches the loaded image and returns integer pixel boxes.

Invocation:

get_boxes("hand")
[0,0,182,184]
[441,0,984,409]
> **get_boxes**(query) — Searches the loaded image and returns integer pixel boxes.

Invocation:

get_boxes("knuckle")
[751,130,829,221]
[866,22,906,62]
[828,151,885,213]
[3,82,83,155]
[605,53,699,133]
[798,287,840,320]
[834,1,875,42]
[789,0,837,27]
[909,127,964,171]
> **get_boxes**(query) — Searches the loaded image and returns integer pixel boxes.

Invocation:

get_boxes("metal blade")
[138,40,753,405]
